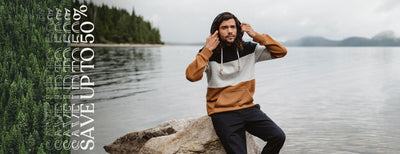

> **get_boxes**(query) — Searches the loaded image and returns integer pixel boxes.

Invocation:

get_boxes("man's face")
[219,18,237,44]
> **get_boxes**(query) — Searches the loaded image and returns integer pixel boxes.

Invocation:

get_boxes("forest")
[73,0,163,44]
[1,0,163,153]
[0,0,72,153]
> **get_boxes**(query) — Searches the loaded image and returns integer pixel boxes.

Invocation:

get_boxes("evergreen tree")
[37,143,45,154]
[73,0,163,44]
[1,0,70,153]
[27,133,36,153]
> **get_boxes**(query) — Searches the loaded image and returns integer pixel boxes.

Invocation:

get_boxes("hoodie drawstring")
[220,48,241,73]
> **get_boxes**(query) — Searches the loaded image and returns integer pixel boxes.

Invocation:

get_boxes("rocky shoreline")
[103,116,261,154]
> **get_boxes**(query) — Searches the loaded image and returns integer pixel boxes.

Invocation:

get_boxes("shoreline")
[70,43,164,47]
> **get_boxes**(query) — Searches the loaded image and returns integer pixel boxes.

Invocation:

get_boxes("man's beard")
[221,40,234,46]
[222,35,236,46]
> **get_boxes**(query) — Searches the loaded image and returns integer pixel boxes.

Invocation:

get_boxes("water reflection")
[86,47,161,102]
[83,46,400,154]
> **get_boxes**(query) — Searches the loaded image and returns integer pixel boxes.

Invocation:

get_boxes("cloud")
[376,0,400,12]
[91,0,400,43]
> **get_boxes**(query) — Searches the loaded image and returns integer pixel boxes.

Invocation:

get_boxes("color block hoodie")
[186,33,287,115]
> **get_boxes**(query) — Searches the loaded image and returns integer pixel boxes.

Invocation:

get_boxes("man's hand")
[205,30,220,51]
[241,23,256,38]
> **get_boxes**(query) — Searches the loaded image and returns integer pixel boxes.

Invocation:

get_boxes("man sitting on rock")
[186,12,287,154]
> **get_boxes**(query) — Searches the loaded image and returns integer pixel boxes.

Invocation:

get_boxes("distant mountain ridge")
[284,31,400,46]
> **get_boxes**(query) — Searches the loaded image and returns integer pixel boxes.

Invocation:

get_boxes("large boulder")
[104,116,262,154]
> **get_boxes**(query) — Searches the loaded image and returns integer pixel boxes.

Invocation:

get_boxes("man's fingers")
[241,23,251,28]
[212,30,219,37]
[205,31,220,51]
[241,23,254,35]
[241,23,248,31]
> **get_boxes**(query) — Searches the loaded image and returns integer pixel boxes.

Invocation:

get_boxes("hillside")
[73,0,163,44]
[284,31,400,46]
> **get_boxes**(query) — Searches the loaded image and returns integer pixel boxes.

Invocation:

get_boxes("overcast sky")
[91,0,400,43]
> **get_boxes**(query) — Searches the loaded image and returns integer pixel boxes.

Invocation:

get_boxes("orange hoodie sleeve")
[252,33,287,59]
[185,48,214,82]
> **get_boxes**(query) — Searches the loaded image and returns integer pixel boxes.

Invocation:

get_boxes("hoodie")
[186,33,287,115]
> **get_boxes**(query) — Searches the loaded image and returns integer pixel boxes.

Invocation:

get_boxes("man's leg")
[244,104,285,154]
[210,111,247,154]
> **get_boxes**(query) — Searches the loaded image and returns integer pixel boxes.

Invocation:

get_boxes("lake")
[76,46,400,154]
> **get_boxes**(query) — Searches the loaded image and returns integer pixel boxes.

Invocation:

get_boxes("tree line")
[73,0,164,44]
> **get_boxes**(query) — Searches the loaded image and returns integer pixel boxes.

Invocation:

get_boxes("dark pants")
[210,104,285,154]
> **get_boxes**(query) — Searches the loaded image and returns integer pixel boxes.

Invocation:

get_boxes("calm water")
[83,46,400,154]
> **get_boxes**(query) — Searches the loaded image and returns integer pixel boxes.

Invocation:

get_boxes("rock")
[104,116,262,154]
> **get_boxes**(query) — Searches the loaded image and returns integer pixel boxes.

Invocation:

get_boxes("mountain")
[284,31,400,46]
[284,36,338,46]
[372,30,396,40]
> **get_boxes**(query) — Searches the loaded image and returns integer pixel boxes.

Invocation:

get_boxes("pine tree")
[1,0,71,153]
[4,126,17,153]
[16,111,28,138]
[37,143,45,154]
[27,133,35,153]
[18,142,27,154]
[5,81,19,124]
[0,132,5,154]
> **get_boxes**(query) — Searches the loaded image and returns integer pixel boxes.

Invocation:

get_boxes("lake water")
[79,46,400,154]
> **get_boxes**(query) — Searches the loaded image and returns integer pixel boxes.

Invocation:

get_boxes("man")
[186,12,287,154]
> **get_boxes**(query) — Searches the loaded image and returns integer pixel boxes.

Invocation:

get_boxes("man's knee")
[273,130,286,144]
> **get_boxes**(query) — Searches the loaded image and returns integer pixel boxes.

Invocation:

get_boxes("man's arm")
[241,23,287,59]
[185,48,213,82]
[252,33,287,59]
[185,31,220,82]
